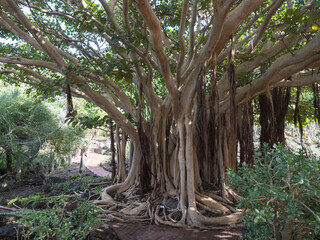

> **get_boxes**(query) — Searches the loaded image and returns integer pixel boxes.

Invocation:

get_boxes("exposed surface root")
[195,193,230,215]
[93,184,243,229]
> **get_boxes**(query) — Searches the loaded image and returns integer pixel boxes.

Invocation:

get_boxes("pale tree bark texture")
[0,0,320,227]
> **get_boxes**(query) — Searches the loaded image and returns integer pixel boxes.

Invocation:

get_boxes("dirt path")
[82,149,243,240]
[85,148,112,178]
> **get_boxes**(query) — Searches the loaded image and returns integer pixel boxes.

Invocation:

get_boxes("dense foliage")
[227,145,320,240]
[14,200,102,240]
[0,87,85,177]
[0,88,56,177]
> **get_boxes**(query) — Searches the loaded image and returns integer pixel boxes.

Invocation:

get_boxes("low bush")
[14,200,102,240]
[227,144,320,240]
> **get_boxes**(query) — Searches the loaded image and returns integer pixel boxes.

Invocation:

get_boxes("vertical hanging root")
[184,114,242,227]
[93,116,243,228]
[65,84,74,117]
[294,87,303,141]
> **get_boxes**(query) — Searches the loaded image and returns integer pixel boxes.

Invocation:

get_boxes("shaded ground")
[0,149,242,240]
[110,222,241,240]
[0,163,94,206]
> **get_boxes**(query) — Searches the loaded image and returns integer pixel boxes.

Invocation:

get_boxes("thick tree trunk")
[238,101,254,166]
[95,101,243,227]
[259,87,291,147]
[93,63,243,227]
[138,83,152,194]
[228,36,238,172]
[195,65,208,182]
[312,83,320,124]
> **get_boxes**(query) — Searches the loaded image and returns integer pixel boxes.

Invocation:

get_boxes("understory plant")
[14,200,102,240]
[227,144,320,240]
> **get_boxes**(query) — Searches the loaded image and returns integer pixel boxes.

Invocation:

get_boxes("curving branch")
[220,32,320,111]
[17,0,76,21]
[185,0,199,69]
[133,0,178,103]
[2,0,67,69]
[274,71,320,88]
[0,56,60,72]
[246,0,285,54]
[99,0,122,31]
[181,0,266,109]
[217,31,302,98]
[0,10,79,65]
[78,77,139,142]
[176,0,189,86]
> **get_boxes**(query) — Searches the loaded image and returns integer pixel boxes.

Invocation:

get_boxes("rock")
[0,223,22,239]
[92,148,102,154]
[81,191,90,200]
[22,176,44,186]
[87,227,121,240]
[0,178,16,193]
[166,197,178,209]
[0,214,24,240]
[102,146,110,151]
[171,211,182,221]
[0,214,20,227]
[47,176,67,184]
[116,193,125,201]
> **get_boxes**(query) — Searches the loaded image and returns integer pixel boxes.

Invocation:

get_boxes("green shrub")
[15,200,102,240]
[227,144,320,240]
[20,195,41,205]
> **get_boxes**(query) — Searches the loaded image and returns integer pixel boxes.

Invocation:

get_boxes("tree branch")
[220,32,320,111]
[0,9,79,65]
[176,0,189,86]
[274,71,320,88]
[246,0,285,53]
[134,0,178,100]
[0,56,60,72]
[3,0,67,69]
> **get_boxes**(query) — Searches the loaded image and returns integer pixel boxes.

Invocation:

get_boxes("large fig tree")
[0,0,320,227]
